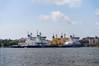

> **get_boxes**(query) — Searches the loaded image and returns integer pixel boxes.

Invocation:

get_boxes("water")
[0,48,99,66]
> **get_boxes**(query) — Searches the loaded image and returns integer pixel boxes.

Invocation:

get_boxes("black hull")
[10,44,83,48]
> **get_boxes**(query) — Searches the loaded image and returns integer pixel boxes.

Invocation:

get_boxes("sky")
[0,0,99,39]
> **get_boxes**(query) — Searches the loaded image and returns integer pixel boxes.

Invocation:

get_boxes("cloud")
[39,11,72,24]
[96,22,99,26]
[49,0,81,7]
[32,0,81,7]
[96,8,99,15]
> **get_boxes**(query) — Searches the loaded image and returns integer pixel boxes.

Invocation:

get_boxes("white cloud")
[96,22,99,26]
[39,11,72,24]
[96,8,99,15]
[32,0,81,7]
[48,0,66,5]
[49,0,81,7]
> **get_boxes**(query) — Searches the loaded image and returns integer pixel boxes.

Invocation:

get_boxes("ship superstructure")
[18,32,82,47]
[51,34,81,47]
[18,32,49,46]
[64,35,81,46]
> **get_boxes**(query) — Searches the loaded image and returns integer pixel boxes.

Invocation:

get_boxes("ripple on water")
[0,48,99,66]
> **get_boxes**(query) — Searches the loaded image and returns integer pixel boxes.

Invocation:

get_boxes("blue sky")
[0,0,99,39]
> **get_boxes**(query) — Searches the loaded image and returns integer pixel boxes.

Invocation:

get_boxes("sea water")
[0,48,99,66]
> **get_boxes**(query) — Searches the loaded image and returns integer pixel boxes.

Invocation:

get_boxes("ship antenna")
[36,30,39,35]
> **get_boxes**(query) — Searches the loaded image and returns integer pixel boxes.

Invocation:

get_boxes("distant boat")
[64,36,82,47]
[18,32,49,47]
[11,33,82,48]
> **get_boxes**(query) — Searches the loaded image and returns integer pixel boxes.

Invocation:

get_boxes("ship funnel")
[52,34,55,38]
[61,33,63,38]
[27,32,32,38]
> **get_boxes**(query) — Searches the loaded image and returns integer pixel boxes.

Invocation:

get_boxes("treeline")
[0,39,18,47]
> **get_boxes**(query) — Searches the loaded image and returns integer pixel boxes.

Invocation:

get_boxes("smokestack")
[52,34,55,38]
[61,33,63,38]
